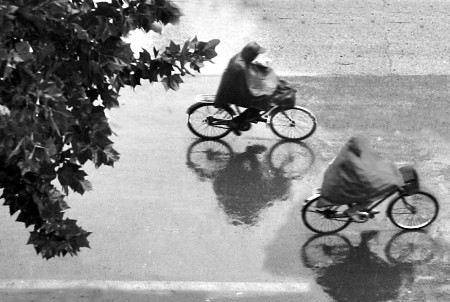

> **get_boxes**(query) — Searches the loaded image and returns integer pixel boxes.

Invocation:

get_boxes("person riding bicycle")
[214,42,295,136]
[316,135,405,222]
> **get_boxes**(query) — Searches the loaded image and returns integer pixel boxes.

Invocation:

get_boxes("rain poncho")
[319,136,404,206]
[214,53,278,110]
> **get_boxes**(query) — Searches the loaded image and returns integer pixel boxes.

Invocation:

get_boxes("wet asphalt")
[2,0,450,301]
[2,74,450,301]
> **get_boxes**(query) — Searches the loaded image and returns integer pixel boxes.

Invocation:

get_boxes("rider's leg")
[229,107,263,135]
[234,107,261,124]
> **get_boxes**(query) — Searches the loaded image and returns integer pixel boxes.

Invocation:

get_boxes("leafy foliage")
[0,0,219,259]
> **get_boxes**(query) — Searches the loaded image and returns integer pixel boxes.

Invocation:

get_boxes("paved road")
[1,74,450,301]
[2,0,450,300]
[130,0,450,76]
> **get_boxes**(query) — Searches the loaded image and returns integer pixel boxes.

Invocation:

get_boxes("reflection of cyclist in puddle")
[315,231,414,302]
[212,145,291,226]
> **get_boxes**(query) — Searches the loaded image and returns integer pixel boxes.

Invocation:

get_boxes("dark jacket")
[214,53,274,110]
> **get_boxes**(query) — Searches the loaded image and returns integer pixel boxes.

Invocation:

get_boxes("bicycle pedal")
[368,209,380,215]
[350,211,370,223]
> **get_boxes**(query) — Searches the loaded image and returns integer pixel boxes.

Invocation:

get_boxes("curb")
[0,280,310,293]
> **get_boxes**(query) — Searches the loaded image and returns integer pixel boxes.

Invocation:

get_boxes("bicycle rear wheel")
[187,103,233,139]
[300,234,351,269]
[302,197,351,234]
[186,139,232,180]
[269,107,316,140]
[387,191,439,230]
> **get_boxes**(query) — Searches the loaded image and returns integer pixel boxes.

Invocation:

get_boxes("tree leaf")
[0,0,219,259]
[73,24,90,41]
[57,163,89,195]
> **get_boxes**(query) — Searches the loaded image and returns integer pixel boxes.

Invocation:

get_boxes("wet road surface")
[2,0,450,301]
[2,75,450,301]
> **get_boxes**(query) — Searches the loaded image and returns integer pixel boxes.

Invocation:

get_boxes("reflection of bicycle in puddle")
[186,139,315,226]
[301,230,438,268]
[301,230,439,302]
[186,139,315,181]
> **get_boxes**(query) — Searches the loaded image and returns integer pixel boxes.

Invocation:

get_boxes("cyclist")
[317,135,404,221]
[214,42,294,136]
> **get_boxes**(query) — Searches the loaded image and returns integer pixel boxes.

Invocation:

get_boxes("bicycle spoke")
[188,104,232,139]
[388,192,438,230]
[270,107,316,140]
[302,200,351,234]
[385,231,437,264]
[301,234,351,269]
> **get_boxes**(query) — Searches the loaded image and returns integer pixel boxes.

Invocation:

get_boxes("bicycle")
[300,230,438,301]
[186,94,317,141]
[301,230,438,268]
[301,166,439,234]
[186,139,315,182]
[185,139,315,226]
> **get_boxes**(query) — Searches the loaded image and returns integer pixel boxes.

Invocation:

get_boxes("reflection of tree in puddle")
[186,139,314,226]
[300,231,440,302]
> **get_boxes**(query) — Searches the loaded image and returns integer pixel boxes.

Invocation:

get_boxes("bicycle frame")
[189,94,314,121]
[187,94,318,141]
[365,190,402,212]
[308,188,405,218]
[303,172,438,233]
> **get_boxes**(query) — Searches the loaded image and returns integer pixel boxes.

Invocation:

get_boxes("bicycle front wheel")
[267,141,315,179]
[269,107,317,140]
[302,197,351,234]
[187,103,233,139]
[384,230,438,264]
[387,191,439,230]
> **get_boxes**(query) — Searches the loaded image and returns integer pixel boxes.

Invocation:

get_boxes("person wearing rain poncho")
[316,135,405,221]
[214,42,295,136]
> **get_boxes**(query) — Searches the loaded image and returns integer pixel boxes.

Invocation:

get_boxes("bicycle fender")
[186,95,217,114]
[186,102,207,114]
[186,101,237,116]
[305,193,321,203]
[269,105,317,121]
[293,106,317,119]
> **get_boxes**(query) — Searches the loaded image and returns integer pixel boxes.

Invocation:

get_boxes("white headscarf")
[246,54,278,97]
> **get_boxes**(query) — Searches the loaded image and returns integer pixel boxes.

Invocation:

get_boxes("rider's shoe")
[348,211,370,223]
[228,120,242,136]
[247,116,266,124]
[232,128,242,136]
[316,207,334,215]
[316,207,346,218]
